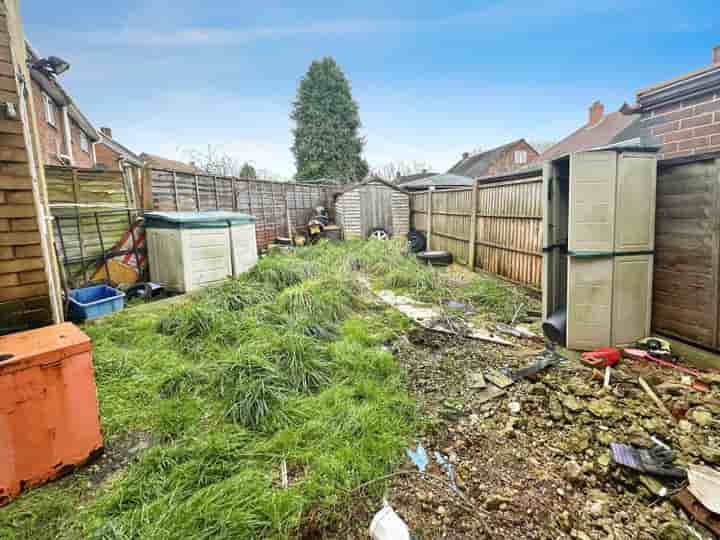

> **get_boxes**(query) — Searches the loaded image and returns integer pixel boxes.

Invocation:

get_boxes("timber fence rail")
[147,168,336,249]
[409,176,543,288]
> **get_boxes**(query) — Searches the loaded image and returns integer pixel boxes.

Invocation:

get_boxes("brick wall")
[640,90,720,160]
[69,119,94,168]
[95,139,120,169]
[31,77,65,166]
[0,3,52,331]
[486,140,540,177]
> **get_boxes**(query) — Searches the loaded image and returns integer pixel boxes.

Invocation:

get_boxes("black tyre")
[368,227,391,240]
[416,250,453,266]
[407,230,427,253]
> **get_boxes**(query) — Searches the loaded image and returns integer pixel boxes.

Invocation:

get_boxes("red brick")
[680,113,713,129]
[661,107,695,123]
[664,128,694,143]
[652,121,680,136]
[678,137,709,151]
[652,101,683,115]
[695,99,720,115]
[660,142,679,154]
[694,123,720,137]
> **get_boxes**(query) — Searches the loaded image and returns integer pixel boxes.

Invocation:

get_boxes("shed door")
[615,153,657,253]
[569,151,617,253]
[360,186,394,237]
[566,256,613,350]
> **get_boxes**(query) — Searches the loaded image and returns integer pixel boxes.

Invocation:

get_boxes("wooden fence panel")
[149,168,333,250]
[408,176,543,288]
[652,158,720,349]
[45,166,145,287]
[475,179,543,287]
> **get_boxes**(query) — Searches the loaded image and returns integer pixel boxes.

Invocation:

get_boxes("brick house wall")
[485,140,539,176]
[29,72,96,168]
[69,119,94,168]
[94,138,119,169]
[637,47,720,160]
[31,77,65,165]
[639,90,720,160]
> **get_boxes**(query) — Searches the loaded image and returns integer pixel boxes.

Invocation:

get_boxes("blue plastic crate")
[68,285,125,321]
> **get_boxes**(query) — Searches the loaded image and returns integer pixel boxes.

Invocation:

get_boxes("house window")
[80,131,89,153]
[42,93,57,127]
[514,150,527,164]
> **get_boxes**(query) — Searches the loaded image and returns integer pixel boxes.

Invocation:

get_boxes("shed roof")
[338,176,408,195]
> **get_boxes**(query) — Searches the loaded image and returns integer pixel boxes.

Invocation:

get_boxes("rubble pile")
[361,329,720,539]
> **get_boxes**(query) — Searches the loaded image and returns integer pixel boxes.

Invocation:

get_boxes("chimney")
[588,101,604,126]
[100,127,112,138]
[714,45,720,65]
[462,152,469,160]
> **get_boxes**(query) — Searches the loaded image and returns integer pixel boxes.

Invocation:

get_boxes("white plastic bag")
[369,504,411,540]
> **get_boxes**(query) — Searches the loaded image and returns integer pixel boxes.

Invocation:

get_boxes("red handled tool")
[581,347,621,368]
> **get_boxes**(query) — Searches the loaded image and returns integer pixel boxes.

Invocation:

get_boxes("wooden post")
[142,167,154,210]
[193,174,200,211]
[426,187,434,250]
[231,177,237,211]
[171,171,180,211]
[468,178,479,269]
[213,176,220,209]
[71,168,88,282]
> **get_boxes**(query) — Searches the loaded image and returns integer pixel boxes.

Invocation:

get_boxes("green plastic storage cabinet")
[144,212,257,292]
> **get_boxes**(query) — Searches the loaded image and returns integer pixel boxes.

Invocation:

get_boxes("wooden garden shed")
[335,177,409,240]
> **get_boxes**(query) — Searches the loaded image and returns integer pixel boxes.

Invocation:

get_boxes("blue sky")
[22,1,719,178]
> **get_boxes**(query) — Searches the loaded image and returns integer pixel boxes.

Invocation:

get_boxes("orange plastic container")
[0,323,103,506]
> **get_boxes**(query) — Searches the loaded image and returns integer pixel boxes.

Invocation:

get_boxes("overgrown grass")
[0,239,535,540]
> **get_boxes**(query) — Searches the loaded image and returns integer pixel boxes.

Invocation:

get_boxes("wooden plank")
[0,231,40,245]
[0,257,44,273]
[0,282,48,302]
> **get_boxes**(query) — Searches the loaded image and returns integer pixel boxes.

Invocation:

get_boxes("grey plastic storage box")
[144,211,258,293]
[542,148,657,350]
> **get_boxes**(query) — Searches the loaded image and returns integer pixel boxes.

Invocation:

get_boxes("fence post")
[142,167,154,210]
[426,187,434,250]
[213,176,220,209]
[468,178,478,269]
[193,174,201,211]
[171,171,180,211]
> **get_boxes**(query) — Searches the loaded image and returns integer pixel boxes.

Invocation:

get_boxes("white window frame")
[80,131,89,153]
[514,150,527,164]
[43,92,57,127]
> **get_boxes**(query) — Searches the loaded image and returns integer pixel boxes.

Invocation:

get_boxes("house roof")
[26,43,99,141]
[401,173,473,191]
[396,171,438,185]
[538,110,647,161]
[447,139,529,178]
[139,153,203,174]
[99,132,143,167]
